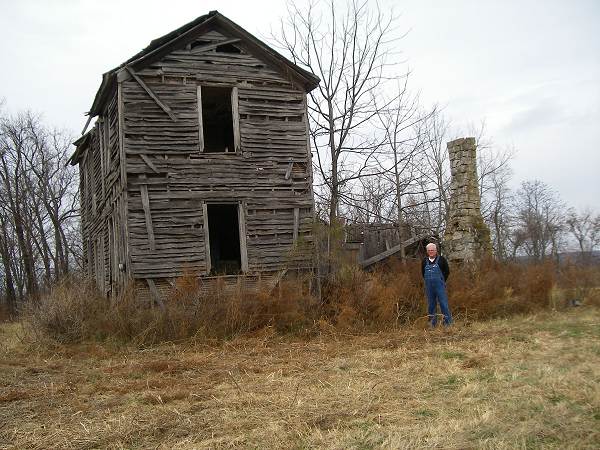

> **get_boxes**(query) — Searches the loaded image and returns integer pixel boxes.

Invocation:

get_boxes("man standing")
[421,242,452,327]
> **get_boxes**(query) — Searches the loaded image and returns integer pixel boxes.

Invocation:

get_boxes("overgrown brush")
[24,274,320,346]
[557,261,600,306]
[0,303,13,323]
[23,261,600,345]
[165,271,320,337]
[448,259,557,319]
[322,261,423,330]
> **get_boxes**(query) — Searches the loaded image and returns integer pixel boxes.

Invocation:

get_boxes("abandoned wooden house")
[69,11,320,297]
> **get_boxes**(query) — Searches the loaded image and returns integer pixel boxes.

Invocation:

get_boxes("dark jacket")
[421,255,450,281]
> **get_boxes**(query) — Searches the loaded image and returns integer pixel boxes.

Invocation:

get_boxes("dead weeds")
[1,308,599,448]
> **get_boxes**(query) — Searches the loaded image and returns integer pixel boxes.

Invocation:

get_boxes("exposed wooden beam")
[238,201,248,272]
[293,207,300,245]
[140,154,160,174]
[197,86,204,152]
[284,162,294,180]
[360,234,428,268]
[117,82,127,189]
[139,174,156,251]
[126,66,178,122]
[81,114,93,135]
[202,201,211,275]
[231,86,241,153]
[146,278,165,310]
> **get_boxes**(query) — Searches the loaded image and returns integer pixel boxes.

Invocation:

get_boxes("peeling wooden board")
[146,278,165,310]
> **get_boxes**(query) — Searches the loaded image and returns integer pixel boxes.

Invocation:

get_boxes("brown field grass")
[22,261,600,347]
[1,307,599,449]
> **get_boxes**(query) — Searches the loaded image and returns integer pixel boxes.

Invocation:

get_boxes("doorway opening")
[207,204,241,275]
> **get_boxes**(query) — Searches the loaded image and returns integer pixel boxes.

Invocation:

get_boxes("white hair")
[426,243,437,250]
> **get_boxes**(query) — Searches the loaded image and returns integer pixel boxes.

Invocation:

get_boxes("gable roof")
[88,10,320,118]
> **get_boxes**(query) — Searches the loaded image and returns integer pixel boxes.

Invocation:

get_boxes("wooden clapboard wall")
[121,29,315,280]
[75,20,317,294]
[77,88,130,295]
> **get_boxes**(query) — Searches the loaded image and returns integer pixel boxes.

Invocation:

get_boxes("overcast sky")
[1,0,598,210]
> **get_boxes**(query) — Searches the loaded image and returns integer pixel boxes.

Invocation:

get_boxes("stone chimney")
[443,137,492,262]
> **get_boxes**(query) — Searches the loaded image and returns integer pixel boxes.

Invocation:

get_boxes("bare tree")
[512,180,566,261]
[411,111,450,237]
[0,113,39,298]
[373,82,435,258]
[484,165,514,259]
[0,108,79,309]
[274,0,403,225]
[346,173,394,223]
[566,208,600,262]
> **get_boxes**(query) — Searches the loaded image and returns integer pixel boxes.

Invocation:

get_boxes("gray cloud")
[503,97,566,134]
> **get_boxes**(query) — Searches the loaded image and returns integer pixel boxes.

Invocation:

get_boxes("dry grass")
[22,275,321,346]
[19,261,600,347]
[1,308,599,449]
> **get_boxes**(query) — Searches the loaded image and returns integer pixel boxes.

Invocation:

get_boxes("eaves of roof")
[87,11,320,118]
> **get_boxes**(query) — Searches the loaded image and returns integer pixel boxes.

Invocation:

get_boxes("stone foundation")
[443,137,492,262]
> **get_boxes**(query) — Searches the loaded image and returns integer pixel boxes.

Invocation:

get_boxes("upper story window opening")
[198,86,240,153]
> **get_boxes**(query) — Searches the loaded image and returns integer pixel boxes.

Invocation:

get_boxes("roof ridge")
[87,11,319,118]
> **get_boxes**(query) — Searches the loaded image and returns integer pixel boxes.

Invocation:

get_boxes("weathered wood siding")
[78,91,130,294]
[122,29,314,279]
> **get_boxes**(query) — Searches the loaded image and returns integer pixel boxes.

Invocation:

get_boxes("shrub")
[447,259,556,319]
[24,274,320,346]
[557,262,600,307]
[322,261,423,330]
[23,260,599,345]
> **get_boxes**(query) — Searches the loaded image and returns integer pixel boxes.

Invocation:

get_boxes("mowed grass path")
[1,309,599,449]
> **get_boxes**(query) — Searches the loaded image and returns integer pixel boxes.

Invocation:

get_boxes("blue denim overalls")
[424,256,452,326]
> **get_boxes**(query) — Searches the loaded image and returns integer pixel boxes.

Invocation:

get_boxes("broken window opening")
[216,43,242,54]
[190,40,212,50]
[201,86,235,153]
[207,204,241,275]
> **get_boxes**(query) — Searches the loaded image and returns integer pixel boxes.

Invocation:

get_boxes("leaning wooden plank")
[146,278,165,310]
[293,207,300,245]
[359,234,428,268]
[284,162,294,180]
[197,86,204,152]
[231,86,241,152]
[140,154,160,174]
[126,66,178,122]
[81,114,93,136]
[202,201,211,274]
[238,201,249,272]
[117,83,127,188]
[139,175,156,251]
